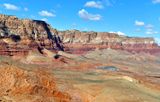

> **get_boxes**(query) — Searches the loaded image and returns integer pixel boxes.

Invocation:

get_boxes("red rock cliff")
[0,14,159,56]
[0,14,63,56]
[58,30,160,54]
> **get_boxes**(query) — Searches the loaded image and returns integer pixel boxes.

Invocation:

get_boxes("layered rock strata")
[0,14,63,56]
[58,30,159,54]
[0,14,159,56]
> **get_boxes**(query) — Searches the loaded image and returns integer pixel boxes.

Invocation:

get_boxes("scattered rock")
[0,64,71,102]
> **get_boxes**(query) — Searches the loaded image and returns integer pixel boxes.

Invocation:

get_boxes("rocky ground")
[0,14,160,102]
[0,48,160,102]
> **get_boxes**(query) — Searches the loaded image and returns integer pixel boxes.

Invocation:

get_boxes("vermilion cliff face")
[0,14,63,56]
[58,30,160,54]
[0,14,159,56]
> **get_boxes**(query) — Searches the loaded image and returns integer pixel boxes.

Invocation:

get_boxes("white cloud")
[39,10,56,17]
[24,8,28,11]
[145,24,158,34]
[85,1,103,9]
[135,20,145,26]
[146,31,158,34]
[152,0,160,4]
[146,29,158,34]
[3,3,19,10]
[145,24,154,29]
[41,18,48,22]
[109,31,125,36]
[78,9,101,21]
[117,31,125,36]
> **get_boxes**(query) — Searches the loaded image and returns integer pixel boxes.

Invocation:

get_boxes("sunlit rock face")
[0,14,159,56]
[0,14,63,56]
[58,30,160,54]
[0,14,50,39]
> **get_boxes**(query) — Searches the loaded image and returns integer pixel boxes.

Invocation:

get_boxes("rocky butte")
[0,14,159,56]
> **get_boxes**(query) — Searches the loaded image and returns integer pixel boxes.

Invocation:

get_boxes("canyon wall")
[58,30,159,54]
[0,14,159,56]
[0,14,63,56]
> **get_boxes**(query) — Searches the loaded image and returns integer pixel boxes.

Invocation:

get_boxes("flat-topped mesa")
[58,30,159,54]
[0,14,63,56]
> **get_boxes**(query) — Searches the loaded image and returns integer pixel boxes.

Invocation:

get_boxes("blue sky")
[0,0,160,43]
